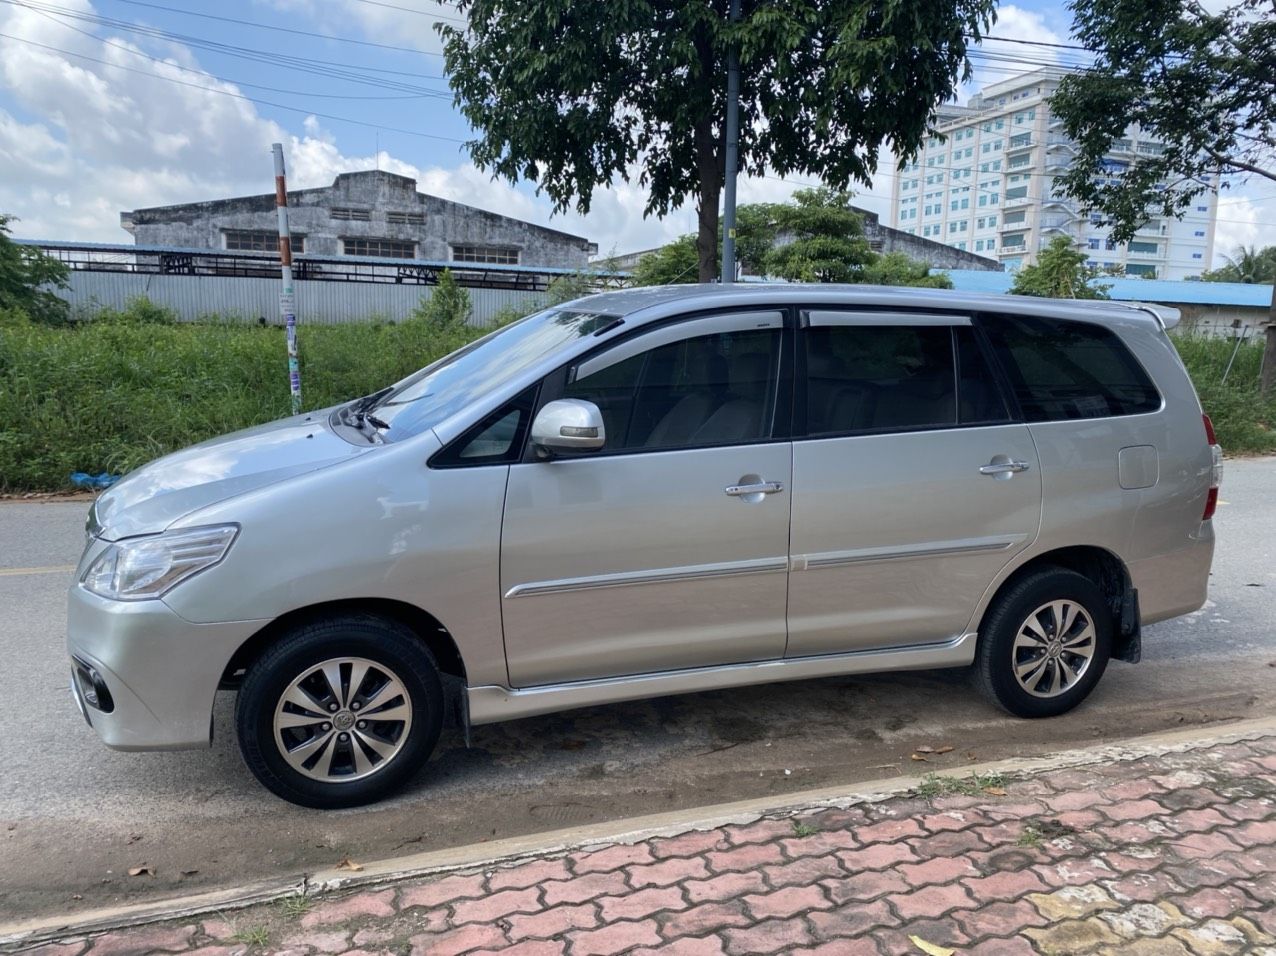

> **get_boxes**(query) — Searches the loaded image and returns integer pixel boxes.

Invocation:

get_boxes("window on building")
[1128,240,1158,254]
[981,315,1161,421]
[1192,252,1203,259]
[330,207,372,222]
[451,245,521,265]
[1196,205,1208,212]
[1088,238,1100,249]
[386,210,427,225]
[1193,230,1205,237]
[222,230,304,254]
[342,237,416,258]
[1003,211,1026,225]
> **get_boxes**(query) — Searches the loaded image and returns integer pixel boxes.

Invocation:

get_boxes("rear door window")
[981,315,1160,421]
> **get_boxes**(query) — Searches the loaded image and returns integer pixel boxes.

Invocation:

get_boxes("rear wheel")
[974,568,1112,718]
[235,615,442,808]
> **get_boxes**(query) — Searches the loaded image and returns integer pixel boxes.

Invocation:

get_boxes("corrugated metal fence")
[61,271,553,326]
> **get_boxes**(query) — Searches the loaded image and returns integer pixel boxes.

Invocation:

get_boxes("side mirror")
[530,399,606,457]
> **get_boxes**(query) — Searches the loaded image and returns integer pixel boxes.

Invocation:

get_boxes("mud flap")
[1113,587,1142,664]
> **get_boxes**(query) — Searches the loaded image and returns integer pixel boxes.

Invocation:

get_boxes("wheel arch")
[220,598,468,688]
[977,545,1140,663]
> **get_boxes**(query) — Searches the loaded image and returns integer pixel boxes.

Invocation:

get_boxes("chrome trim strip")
[467,632,977,725]
[806,310,972,328]
[793,535,1025,572]
[504,556,789,599]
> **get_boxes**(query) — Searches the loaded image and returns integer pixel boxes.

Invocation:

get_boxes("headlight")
[82,525,238,601]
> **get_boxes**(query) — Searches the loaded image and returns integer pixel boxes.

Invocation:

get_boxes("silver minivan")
[69,285,1220,807]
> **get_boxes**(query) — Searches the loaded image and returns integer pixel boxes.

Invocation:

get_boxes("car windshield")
[363,307,620,441]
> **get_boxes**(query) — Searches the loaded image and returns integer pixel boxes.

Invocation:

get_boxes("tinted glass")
[982,315,1160,421]
[434,387,537,466]
[804,325,957,434]
[565,327,781,451]
[368,308,619,441]
[955,326,1011,424]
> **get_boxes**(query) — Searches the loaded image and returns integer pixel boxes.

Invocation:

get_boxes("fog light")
[72,657,115,714]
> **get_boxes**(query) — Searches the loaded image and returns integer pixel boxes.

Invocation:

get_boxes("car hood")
[92,410,371,540]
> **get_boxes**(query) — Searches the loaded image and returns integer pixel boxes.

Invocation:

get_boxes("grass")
[0,306,1272,491]
[914,772,1009,799]
[0,310,478,491]
[230,925,270,947]
[277,894,312,918]
[790,819,819,838]
[1170,331,1276,455]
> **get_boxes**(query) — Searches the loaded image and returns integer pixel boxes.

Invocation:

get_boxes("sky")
[0,0,1272,268]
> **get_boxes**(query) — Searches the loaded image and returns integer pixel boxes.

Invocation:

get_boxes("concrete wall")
[861,217,1003,271]
[124,171,596,270]
[61,271,552,326]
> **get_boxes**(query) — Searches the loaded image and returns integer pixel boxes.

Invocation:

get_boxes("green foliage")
[0,213,70,325]
[1009,235,1111,300]
[0,317,482,491]
[544,270,596,305]
[1050,0,1275,244]
[91,296,179,325]
[914,772,1009,798]
[1171,333,1276,455]
[861,252,954,289]
[632,236,700,286]
[414,269,472,328]
[763,188,875,283]
[1201,245,1276,284]
[633,190,954,288]
[437,0,995,280]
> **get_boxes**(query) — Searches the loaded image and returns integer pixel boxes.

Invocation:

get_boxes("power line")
[105,0,443,57]
[347,0,467,25]
[18,3,451,101]
[0,31,467,144]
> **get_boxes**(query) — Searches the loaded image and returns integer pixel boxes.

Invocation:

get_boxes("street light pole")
[720,0,741,284]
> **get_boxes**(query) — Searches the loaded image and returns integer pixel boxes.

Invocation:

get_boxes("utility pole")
[272,143,302,416]
[720,0,741,284]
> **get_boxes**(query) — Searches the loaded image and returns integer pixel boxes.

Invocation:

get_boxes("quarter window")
[981,315,1160,420]
[342,237,416,258]
[563,325,782,452]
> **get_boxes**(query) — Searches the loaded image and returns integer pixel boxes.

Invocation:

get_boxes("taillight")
[1202,413,1222,520]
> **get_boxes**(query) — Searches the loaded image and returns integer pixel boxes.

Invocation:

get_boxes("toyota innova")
[69,285,1221,807]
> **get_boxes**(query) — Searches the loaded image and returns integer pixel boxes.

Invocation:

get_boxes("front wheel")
[974,568,1112,719]
[235,615,443,808]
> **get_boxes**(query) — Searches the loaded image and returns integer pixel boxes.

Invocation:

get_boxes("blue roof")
[943,269,1273,307]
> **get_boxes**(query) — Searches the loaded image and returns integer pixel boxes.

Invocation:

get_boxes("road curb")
[6,713,1276,948]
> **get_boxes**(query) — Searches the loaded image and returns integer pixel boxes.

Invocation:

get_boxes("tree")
[1049,0,1276,389]
[763,188,875,282]
[632,189,955,287]
[1201,245,1276,285]
[861,252,954,289]
[438,1,995,283]
[1009,235,1110,300]
[0,214,70,325]
[416,269,471,328]
[632,236,700,286]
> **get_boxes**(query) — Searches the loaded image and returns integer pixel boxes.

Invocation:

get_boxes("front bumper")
[67,584,267,751]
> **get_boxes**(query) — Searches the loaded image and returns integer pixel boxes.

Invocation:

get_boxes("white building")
[890,69,1218,280]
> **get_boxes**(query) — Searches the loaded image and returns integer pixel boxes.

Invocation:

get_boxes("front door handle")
[725,480,785,497]
[979,458,1031,478]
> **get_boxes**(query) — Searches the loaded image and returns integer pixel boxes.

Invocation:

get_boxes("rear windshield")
[982,315,1161,421]
[366,308,619,440]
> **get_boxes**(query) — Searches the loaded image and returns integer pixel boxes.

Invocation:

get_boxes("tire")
[974,568,1112,719]
[235,614,443,808]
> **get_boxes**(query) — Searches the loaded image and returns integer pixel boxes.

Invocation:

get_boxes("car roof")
[569,283,1169,329]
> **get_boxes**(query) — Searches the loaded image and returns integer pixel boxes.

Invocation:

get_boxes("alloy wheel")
[1011,600,1097,699]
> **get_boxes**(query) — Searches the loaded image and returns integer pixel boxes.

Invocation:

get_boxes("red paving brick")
[43,731,1276,956]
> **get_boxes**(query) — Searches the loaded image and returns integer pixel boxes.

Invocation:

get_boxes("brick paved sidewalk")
[20,733,1276,956]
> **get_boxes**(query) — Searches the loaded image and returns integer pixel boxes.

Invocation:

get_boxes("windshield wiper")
[336,388,394,441]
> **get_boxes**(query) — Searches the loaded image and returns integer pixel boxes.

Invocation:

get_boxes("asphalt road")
[2,460,1274,923]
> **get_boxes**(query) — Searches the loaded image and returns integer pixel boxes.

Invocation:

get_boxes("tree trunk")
[693,115,722,284]
[1262,282,1276,397]
[696,182,721,284]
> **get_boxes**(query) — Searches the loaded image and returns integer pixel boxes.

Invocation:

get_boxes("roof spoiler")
[1128,302,1181,330]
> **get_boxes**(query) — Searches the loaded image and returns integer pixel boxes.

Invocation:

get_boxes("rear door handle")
[979,459,1031,477]
[725,480,785,497]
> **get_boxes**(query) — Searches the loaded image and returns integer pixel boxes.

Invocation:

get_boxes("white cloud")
[1211,186,1276,267]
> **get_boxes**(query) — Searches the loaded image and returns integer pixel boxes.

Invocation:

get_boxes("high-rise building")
[890,69,1217,280]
